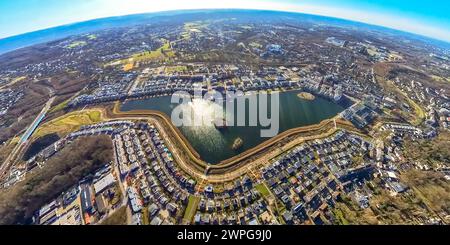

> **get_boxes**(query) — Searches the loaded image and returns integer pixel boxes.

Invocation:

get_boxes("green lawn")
[165,65,187,73]
[34,110,102,138]
[113,39,175,66]
[67,41,87,49]
[333,208,350,225]
[255,183,271,197]
[87,34,97,40]
[49,99,70,113]
[183,195,200,223]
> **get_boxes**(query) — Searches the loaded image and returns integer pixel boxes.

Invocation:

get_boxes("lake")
[121,90,347,163]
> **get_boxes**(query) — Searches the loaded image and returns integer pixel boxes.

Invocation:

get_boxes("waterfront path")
[104,102,364,182]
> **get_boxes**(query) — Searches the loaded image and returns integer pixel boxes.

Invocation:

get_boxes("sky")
[0,0,449,42]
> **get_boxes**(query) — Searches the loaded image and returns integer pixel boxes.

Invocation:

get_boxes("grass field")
[67,41,87,49]
[380,78,425,126]
[0,76,26,90]
[333,208,350,225]
[34,110,102,138]
[183,195,200,224]
[130,40,174,62]
[49,99,71,113]
[109,39,175,68]
[395,86,426,126]
[408,97,426,126]
[255,183,271,197]
[165,65,187,73]
[182,22,207,40]
[249,41,262,49]
[87,34,97,40]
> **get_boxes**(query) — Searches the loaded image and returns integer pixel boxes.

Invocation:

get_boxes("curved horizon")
[0,8,447,44]
[0,0,449,43]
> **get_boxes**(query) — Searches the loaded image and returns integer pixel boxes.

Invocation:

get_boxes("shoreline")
[121,88,355,109]
[110,101,362,166]
[30,101,364,183]
[117,91,356,165]
[108,105,362,182]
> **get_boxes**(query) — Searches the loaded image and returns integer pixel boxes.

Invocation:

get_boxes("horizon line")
[0,8,449,45]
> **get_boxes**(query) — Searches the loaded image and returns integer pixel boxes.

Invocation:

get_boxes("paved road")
[0,96,55,178]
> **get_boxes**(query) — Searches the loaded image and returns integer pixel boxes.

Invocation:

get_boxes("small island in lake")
[231,137,244,150]
[297,92,316,101]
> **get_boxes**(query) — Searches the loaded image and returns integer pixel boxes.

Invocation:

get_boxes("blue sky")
[0,0,449,42]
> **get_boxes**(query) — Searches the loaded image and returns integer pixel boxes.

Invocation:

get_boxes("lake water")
[121,90,347,163]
